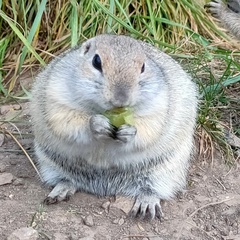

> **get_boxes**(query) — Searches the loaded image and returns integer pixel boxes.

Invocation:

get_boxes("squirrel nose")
[110,88,130,107]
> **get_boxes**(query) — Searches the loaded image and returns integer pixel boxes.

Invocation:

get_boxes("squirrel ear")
[80,38,96,56]
[83,42,91,54]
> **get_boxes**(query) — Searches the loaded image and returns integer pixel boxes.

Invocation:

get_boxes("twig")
[213,176,226,190]
[177,197,234,240]
[189,197,233,218]
[4,128,43,181]
[38,230,52,240]
[123,235,159,239]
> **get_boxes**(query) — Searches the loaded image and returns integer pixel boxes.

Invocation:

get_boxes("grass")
[0,0,239,161]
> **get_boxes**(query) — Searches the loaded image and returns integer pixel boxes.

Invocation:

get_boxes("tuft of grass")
[0,0,236,95]
[182,49,240,162]
[0,0,239,162]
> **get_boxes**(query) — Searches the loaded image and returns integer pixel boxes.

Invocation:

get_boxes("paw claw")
[43,196,58,205]
[116,125,136,143]
[130,196,163,220]
[43,180,76,204]
[90,115,113,140]
[155,204,164,220]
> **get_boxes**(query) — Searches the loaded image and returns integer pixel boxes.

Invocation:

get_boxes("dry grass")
[0,0,239,161]
[0,0,236,93]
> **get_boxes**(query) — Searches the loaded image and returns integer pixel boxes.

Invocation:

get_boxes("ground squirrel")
[205,0,240,39]
[31,34,198,219]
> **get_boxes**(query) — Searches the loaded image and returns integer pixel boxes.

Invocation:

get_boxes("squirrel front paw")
[116,124,137,143]
[205,0,226,18]
[90,114,114,141]
[90,115,136,143]
[130,195,164,220]
[44,180,77,204]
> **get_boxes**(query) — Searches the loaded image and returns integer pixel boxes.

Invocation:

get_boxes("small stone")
[13,104,21,110]
[205,224,212,232]
[129,225,141,235]
[220,229,229,236]
[101,201,110,211]
[111,196,133,214]
[137,223,145,231]
[113,218,119,224]
[203,175,208,181]
[84,215,94,227]
[0,172,14,185]
[0,133,4,146]
[160,228,167,234]
[0,162,7,172]
[9,194,14,199]
[118,217,124,225]
[9,159,17,165]
[7,227,38,240]
[0,105,12,115]
[13,178,24,186]
[53,232,68,240]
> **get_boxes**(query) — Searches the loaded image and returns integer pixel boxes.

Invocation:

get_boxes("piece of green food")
[104,107,134,128]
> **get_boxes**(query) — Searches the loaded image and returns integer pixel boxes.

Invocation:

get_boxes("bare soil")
[0,102,239,240]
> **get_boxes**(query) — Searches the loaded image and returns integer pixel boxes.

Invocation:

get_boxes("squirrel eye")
[92,54,102,72]
[141,63,145,73]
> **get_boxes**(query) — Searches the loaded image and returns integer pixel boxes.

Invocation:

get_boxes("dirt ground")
[0,101,240,240]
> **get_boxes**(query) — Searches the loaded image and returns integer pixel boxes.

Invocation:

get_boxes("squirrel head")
[50,35,165,113]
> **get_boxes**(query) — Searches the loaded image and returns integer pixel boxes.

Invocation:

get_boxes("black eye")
[141,63,145,73]
[92,54,102,72]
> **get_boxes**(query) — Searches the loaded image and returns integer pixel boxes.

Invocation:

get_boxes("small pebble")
[0,133,4,146]
[9,160,17,165]
[110,196,133,214]
[9,194,14,199]
[101,201,110,211]
[220,229,229,236]
[0,172,14,185]
[0,105,12,115]
[0,162,7,173]
[84,215,94,227]
[13,104,21,110]
[118,217,124,225]
[205,224,212,232]
[7,227,38,240]
[13,178,24,186]
[113,218,119,224]
[53,232,68,240]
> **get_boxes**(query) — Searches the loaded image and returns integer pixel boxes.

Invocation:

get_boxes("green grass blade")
[18,0,47,71]
[93,0,174,48]
[107,0,115,33]
[10,0,18,23]
[0,37,10,96]
[146,0,157,38]
[115,0,133,28]
[0,10,45,66]
[205,74,240,93]
[70,0,79,47]
[93,0,140,36]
